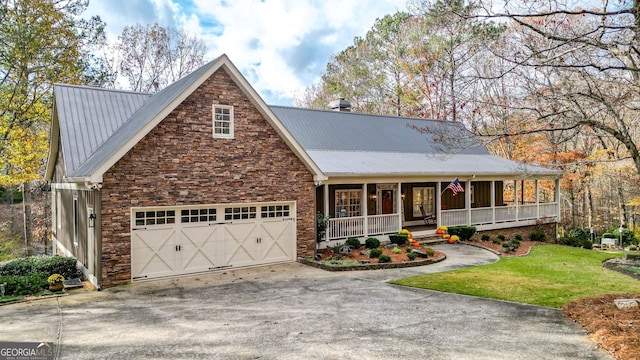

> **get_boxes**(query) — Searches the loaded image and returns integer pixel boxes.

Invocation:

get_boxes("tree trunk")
[617,176,629,228]
[22,181,32,256]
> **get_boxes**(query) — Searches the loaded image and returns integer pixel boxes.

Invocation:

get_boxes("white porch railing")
[368,214,400,236]
[327,214,399,240]
[441,209,466,227]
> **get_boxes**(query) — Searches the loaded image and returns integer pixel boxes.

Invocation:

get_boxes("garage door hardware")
[132,275,148,280]
[175,245,182,251]
[209,265,232,270]
[257,237,262,243]
[132,227,147,231]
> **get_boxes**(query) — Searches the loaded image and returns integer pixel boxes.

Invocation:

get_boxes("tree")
[0,0,104,252]
[114,23,208,93]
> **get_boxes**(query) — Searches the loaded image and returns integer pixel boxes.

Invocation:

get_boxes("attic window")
[213,105,234,139]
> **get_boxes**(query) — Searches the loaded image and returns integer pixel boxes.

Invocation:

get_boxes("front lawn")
[391,245,640,308]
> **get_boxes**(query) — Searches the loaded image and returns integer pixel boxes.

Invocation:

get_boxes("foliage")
[529,231,547,242]
[345,237,362,249]
[610,228,635,247]
[423,247,435,257]
[392,247,402,254]
[0,186,22,203]
[0,272,48,296]
[566,228,590,242]
[496,234,506,241]
[514,234,522,242]
[316,212,330,242]
[447,226,477,241]
[481,234,490,241]
[392,245,640,308]
[389,233,408,246]
[407,252,418,261]
[47,273,64,285]
[0,230,22,262]
[369,249,382,258]
[114,23,207,93]
[0,256,80,279]
[378,255,392,263]
[365,237,380,249]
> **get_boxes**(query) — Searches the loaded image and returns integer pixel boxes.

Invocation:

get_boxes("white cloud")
[85,0,407,105]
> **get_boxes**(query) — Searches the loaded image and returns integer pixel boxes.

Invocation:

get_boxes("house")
[46,54,561,289]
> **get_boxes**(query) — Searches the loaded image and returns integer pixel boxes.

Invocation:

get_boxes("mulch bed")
[462,240,545,256]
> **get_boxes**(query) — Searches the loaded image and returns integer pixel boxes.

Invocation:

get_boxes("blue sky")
[85,0,408,105]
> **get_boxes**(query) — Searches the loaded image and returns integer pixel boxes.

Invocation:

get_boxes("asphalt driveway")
[1,244,611,359]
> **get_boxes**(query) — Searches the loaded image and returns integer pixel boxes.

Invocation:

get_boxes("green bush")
[566,228,590,242]
[0,272,49,296]
[369,249,382,258]
[389,234,408,246]
[582,239,593,250]
[407,252,417,261]
[447,226,477,241]
[365,237,380,249]
[530,231,547,242]
[345,237,361,249]
[514,234,523,241]
[610,228,635,247]
[392,247,402,254]
[512,239,520,248]
[378,255,391,263]
[0,256,80,279]
[423,247,435,257]
[497,234,506,241]
[492,238,501,244]
[481,234,490,241]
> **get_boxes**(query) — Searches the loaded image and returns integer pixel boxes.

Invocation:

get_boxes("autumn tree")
[114,23,208,93]
[0,0,105,251]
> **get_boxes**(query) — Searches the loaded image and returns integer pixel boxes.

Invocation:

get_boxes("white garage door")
[131,202,296,281]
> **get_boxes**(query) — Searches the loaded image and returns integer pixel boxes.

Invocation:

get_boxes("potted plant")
[47,274,65,292]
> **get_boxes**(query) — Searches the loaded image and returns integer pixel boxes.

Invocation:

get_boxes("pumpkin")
[401,229,410,235]
[447,237,455,244]
[408,232,413,238]
[408,238,414,243]
[435,229,444,235]
[450,235,460,242]
[439,225,448,231]
[442,234,451,239]
[413,241,420,247]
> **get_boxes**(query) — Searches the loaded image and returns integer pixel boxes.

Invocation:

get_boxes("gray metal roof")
[70,56,222,178]
[271,106,560,177]
[53,84,150,176]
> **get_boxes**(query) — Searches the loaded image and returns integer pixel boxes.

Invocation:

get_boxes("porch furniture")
[419,205,436,225]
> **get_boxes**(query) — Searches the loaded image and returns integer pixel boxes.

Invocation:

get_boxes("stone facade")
[100,68,316,288]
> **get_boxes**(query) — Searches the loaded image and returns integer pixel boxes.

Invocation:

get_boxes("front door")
[381,190,394,214]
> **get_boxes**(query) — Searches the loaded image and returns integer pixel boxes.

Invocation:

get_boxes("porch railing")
[327,214,399,240]
[442,202,559,227]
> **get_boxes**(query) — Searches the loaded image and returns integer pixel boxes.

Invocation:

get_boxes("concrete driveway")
[1,244,611,359]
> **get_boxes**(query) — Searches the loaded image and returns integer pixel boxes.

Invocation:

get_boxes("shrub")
[389,233,408,246]
[512,239,520,248]
[369,249,382,258]
[447,226,477,241]
[481,234,490,241]
[566,227,590,242]
[492,238,501,244]
[0,272,49,297]
[345,237,361,249]
[392,247,402,254]
[407,252,417,261]
[497,234,506,241]
[365,237,380,249]
[0,256,80,279]
[582,239,593,250]
[423,247,435,257]
[514,234,523,241]
[405,246,413,253]
[530,230,547,242]
[558,237,580,247]
[378,255,391,263]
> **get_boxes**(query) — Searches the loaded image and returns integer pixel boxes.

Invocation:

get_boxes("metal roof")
[53,84,150,176]
[271,106,560,177]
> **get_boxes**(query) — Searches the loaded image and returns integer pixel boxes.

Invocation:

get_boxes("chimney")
[328,98,351,112]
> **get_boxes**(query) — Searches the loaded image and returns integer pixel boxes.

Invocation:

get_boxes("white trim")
[212,104,234,139]
[84,54,327,184]
[50,182,98,191]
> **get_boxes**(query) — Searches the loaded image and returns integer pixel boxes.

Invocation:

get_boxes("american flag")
[445,177,464,196]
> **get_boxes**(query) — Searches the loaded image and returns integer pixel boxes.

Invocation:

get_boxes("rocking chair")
[419,205,436,225]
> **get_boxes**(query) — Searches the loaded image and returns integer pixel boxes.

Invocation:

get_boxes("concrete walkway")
[0,244,611,359]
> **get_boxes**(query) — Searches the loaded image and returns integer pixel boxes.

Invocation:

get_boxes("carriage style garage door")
[130,202,296,281]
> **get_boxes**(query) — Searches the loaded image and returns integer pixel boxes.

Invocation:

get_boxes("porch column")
[466,180,472,225]
[555,177,561,220]
[397,182,403,231]
[436,181,442,227]
[535,179,540,219]
[362,183,368,237]
[491,180,496,224]
[323,183,329,218]
[514,180,519,221]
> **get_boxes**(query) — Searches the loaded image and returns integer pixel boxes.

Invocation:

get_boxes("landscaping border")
[298,253,446,271]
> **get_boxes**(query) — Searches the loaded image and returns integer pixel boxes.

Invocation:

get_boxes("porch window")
[412,187,434,217]
[335,190,361,217]
[213,105,234,139]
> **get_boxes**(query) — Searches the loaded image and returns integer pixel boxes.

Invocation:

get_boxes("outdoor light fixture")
[370,193,377,200]
[89,213,97,228]
[401,193,405,200]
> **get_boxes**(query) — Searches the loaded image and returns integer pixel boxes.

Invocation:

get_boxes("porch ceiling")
[306,150,561,178]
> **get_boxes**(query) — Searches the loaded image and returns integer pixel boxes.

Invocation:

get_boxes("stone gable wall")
[100,68,316,288]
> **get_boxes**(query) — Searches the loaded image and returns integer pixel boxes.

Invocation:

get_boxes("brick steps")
[414,234,448,245]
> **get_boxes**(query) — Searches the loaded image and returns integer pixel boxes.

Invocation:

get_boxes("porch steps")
[414,234,447,246]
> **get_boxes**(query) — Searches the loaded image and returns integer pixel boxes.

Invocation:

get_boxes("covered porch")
[317,177,560,245]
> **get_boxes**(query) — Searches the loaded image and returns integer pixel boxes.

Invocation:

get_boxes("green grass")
[391,245,640,308]
[620,266,640,276]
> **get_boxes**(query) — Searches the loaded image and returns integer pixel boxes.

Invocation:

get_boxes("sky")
[84,0,408,106]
